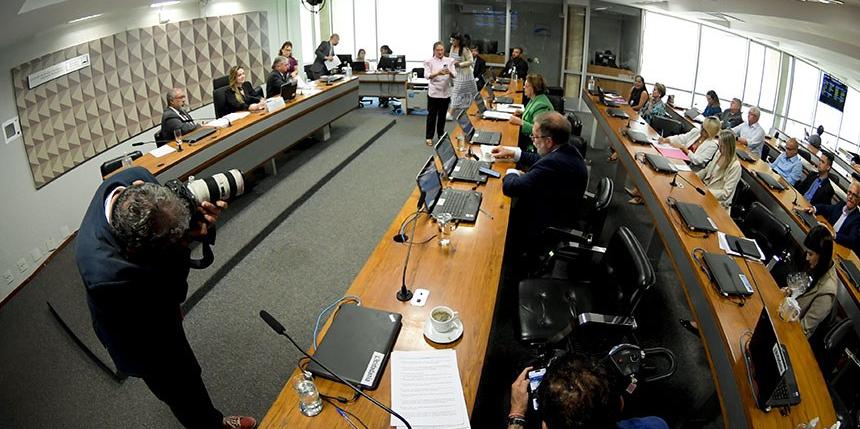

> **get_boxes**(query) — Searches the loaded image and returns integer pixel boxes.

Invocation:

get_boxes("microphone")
[673,173,706,195]
[397,210,419,302]
[132,141,159,146]
[790,184,800,206]
[258,310,413,429]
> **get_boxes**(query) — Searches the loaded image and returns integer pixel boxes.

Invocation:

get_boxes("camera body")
[164,169,245,228]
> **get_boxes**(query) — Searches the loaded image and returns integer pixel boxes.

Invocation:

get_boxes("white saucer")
[424,319,464,344]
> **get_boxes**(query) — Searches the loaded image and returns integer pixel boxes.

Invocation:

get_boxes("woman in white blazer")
[697,129,742,209]
[661,116,721,167]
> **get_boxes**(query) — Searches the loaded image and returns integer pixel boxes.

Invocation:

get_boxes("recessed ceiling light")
[151,1,180,7]
[68,13,102,24]
[593,6,609,11]
[798,0,844,4]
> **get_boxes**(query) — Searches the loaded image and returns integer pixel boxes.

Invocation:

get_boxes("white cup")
[429,306,459,333]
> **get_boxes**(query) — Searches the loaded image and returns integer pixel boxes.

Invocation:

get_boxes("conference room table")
[355,71,410,111]
[258,83,524,428]
[130,77,359,181]
[583,89,837,428]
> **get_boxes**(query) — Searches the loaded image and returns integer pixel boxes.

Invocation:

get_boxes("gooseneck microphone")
[397,210,419,302]
[258,310,413,429]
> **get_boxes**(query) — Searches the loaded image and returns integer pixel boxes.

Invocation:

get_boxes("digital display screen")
[820,73,847,112]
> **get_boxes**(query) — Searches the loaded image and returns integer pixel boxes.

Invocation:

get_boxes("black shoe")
[679,319,699,336]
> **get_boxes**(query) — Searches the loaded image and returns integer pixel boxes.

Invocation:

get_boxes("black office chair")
[546,86,564,97]
[518,226,655,351]
[547,94,564,113]
[213,86,230,118]
[153,131,171,148]
[730,179,755,224]
[100,151,143,177]
[650,115,683,137]
[304,65,314,81]
[741,202,792,265]
[542,177,613,251]
[411,67,424,78]
[213,75,229,92]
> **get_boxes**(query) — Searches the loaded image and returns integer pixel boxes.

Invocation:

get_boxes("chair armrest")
[577,312,638,330]
[543,226,592,246]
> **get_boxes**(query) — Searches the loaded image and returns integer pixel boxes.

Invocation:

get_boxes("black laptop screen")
[435,135,458,177]
[474,95,488,113]
[456,111,474,139]
[749,308,784,401]
[416,157,442,211]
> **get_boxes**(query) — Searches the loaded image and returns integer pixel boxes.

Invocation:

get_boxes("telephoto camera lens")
[186,169,245,204]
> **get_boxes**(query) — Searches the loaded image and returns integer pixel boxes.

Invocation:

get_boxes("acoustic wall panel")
[12,12,269,188]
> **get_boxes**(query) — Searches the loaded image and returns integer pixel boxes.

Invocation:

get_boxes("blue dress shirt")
[804,176,824,201]
[702,105,722,117]
[770,153,804,185]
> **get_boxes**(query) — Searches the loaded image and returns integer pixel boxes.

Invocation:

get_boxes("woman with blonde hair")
[661,116,722,167]
[224,65,264,115]
[697,129,742,209]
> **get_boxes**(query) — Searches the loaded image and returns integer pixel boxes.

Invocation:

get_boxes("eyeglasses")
[848,190,860,199]
[530,134,548,141]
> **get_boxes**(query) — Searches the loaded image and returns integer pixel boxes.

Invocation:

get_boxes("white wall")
[0,0,298,302]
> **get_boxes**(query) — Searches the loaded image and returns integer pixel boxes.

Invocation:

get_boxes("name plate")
[265,97,285,112]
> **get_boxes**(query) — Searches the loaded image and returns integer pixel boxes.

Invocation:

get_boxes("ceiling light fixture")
[151,1,180,6]
[68,13,103,24]
[798,0,844,4]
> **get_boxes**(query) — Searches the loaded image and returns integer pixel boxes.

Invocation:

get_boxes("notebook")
[308,304,402,390]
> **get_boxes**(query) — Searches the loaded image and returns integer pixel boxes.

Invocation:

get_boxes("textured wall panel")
[12,12,270,188]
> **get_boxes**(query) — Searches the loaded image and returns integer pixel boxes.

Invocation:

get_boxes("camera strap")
[189,226,216,270]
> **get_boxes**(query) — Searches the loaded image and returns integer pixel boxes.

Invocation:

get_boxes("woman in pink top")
[423,41,456,145]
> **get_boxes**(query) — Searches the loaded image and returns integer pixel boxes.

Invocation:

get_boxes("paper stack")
[390,350,470,429]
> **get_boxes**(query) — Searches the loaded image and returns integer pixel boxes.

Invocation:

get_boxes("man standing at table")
[491,111,587,243]
[771,137,804,185]
[76,167,256,429]
[732,106,765,157]
[806,179,860,254]
[159,88,201,146]
[797,151,836,205]
[310,33,339,80]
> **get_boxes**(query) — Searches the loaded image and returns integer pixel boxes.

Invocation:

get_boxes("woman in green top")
[509,73,554,152]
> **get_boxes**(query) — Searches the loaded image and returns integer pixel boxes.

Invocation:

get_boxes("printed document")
[390,350,470,429]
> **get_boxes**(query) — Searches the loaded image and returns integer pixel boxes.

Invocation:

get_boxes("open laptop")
[280,80,298,101]
[181,126,217,143]
[626,128,653,145]
[793,208,820,228]
[434,133,490,183]
[416,156,482,222]
[701,252,754,296]
[350,61,367,72]
[754,171,786,191]
[744,308,801,410]
[456,110,501,146]
[474,93,512,121]
[307,304,401,390]
[736,149,757,162]
[607,108,629,119]
[838,257,860,291]
[673,201,718,233]
[486,86,515,106]
[644,153,678,173]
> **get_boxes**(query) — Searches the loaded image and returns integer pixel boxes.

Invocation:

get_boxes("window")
[785,119,808,141]
[696,26,747,103]
[814,102,842,141]
[840,87,860,144]
[788,59,819,125]
[666,88,692,110]
[354,0,377,61]
[377,0,439,67]
[331,0,355,57]
[744,43,764,106]
[641,13,698,93]
[299,5,321,65]
[759,48,780,111]
[758,111,774,134]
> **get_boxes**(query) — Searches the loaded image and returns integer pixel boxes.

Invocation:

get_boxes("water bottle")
[587,75,596,92]
[293,371,323,416]
[511,69,518,85]
[344,62,352,78]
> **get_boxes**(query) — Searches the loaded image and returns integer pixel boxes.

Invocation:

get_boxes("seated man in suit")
[310,33,339,80]
[720,98,743,129]
[796,150,836,205]
[75,167,256,429]
[491,111,587,247]
[266,56,291,99]
[502,46,529,78]
[159,88,201,144]
[805,179,860,254]
[770,137,804,185]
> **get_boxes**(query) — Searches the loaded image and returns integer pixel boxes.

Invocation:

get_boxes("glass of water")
[785,272,810,298]
[174,128,182,145]
[434,212,455,249]
[457,134,467,154]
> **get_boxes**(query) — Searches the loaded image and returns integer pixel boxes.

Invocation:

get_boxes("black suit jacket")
[473,55,487,89]
[75,167,194,376]
[311,40,333,75]
[223,81,262,116]
[159,107,199,143]
[266,70,290,99]
[815,201,860,254]
[796,173,835,206]
[502,144,587,240]
[502,57,528,78]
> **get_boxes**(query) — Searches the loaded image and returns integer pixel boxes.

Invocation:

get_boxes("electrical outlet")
[3,270,13,285]
[60,225,71,238]
[30,248,43,262]
[16,258,28,273]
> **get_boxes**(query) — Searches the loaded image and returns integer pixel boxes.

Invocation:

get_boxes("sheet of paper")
[149,145,176,158]
[206,118,230,128]
[673,162,692,172]
[324,55,341,71]
[224,111,250,122]
[390,350,470,429]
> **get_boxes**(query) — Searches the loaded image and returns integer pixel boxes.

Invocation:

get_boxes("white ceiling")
[603,0,860,89]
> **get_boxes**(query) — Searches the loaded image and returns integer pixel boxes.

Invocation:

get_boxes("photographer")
[75,166,255,429]
[507,354,668,429]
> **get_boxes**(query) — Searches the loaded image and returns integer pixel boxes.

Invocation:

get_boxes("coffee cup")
[429,306,459,333]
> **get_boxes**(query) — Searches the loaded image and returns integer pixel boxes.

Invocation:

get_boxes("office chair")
[518,226,655,352]
[213,75,229,92]
[741,202,792,265]
[411,67,424,78]
[730,179,756,224]
[541,177,612,251]
[547,93,564,113]
[100,151,143,177]
[213,86,230,118]
[649,115,683,137]
[304,65,314,81]
[566,111,583,137]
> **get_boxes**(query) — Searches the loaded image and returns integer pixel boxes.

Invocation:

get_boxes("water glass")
[434,213,455,249]
[778,296,801,322]
[292,372,323,417]
[456,134,466,153]
[785,272,810,298]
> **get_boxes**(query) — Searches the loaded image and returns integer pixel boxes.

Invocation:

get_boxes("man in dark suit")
[502,46,529,78]
[806,179,860,254]
[491,111,587,244]
[796,151,836,206]
[75,167,256,429]
[159,88,200,145]
[470,44,487,90]
[310,33,339,80]
[266,56,291,98]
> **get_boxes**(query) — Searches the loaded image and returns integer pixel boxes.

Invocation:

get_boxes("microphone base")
[670,181,684,189]
[396,288,413,302]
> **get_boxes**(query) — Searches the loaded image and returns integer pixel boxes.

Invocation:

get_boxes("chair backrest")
[411,67,424,78]
[546,86,564,97]
[100,150,143,177]
[213,75,229,92]
[602,226,655,316]
[650,115,684,137]
[742,201,791,260]
[565,111,583,137]
[547,94,564,113]
[304,64,314,80]
[587,177,613,241]
[730,179,754,222]
[213,86,230,118]
[569,135,587,160]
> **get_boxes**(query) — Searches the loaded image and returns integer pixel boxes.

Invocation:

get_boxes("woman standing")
[447,33,478,120]
[661,116,722,167]
[509,74,554,152]
[696,130,742,209]
[702,90,722,117]
[224,65,265,115]
[424,42,456,145]
[783,225,837,336]
[277,41,300,79]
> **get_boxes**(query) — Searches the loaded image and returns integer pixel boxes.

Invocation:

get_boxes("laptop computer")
[456,110,501,146]
[701,252,754,296]
[181,126,217,143]
[736,149,757,162]
[673,201,718,233]
[598,88,620,108]
[416,156,482,222]
[754,171,786,191]
[320,74,344,84]
[744,308,801,410]
[474,93,512,121]
[838,257,860,291]
[307,304,402,390]
[434,133,490,183]
[793,208,820,228]
[487,85,514,105]
[626,128,652,145]
[684,107,701,120]
[280,80,298,100]
[607,108,629,119]
[644,153,678,173]
[350,61,367,72]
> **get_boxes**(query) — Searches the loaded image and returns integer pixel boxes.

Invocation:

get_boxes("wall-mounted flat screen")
[820,73,847,112]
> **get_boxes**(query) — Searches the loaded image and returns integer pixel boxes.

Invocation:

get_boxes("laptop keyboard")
[442,191,470,217]
[457,160,481,178]
[495,96,513,104]
[472,132,498,145]
[772,380,790,401]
